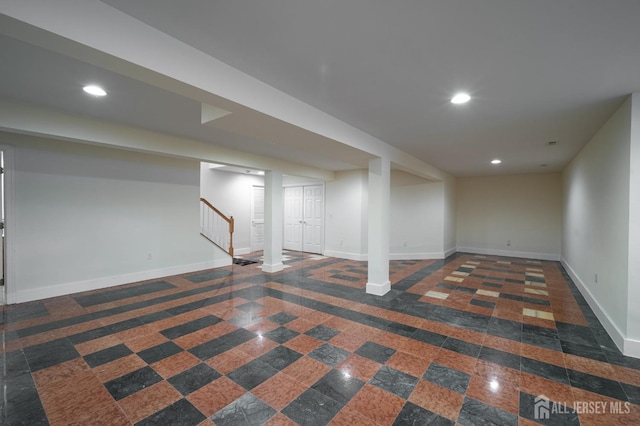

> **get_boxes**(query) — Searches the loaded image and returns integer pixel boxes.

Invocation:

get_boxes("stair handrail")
[200,197,234,256]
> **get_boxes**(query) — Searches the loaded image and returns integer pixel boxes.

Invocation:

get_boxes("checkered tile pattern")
[2,252,639,425]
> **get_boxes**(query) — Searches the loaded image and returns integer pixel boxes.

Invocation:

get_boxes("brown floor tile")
[283,334,324,354]
[264,412,299,426]
[397,339,440,361]
[123,332,169,353]
[39,370,115,426]
[329,405,380,425]
[93,353,147,383]
[433,348,478,374]
[151,351,201,379]
[520,344,566,367]
[329,331,369,352]
[519,372,575,406]
[282,356,332,387]
[346,383,406,425]
[74,402,130,426]
[466,361,520,414]
[118,380,182,423]
[336,353,382,382]
[564,354,616,380]
[74,335,124,356]
[386,351,432,378]
[187,376,247,417]
[32,358,90,389]
[236,336,280,357]
[205,348,253,375]
[252,372,308,410]
[408,379,464,421]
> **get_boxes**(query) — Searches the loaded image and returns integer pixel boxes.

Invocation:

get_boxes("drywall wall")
[9,136,227,303]
[563,97,631,343]
[443,176,457,256]
[325,169,368,260]
[628,93,640,353]
[200,166,264,255]
[456,173,562,260]
[389,170,445,258]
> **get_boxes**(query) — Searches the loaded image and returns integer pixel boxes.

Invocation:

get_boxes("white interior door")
[283,184,324,254]
[284,186,303,251]
[303,186,323,254]
[251,186,264,252]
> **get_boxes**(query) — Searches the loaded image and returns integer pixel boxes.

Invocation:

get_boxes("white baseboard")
[457,246,560,261]
[366,280,391,296]
[444,246,457,258]
[561,258,627,355]
[323,250,368,261]
[389,252,445,260]
[14,258,232,304]
[262,262,284,273]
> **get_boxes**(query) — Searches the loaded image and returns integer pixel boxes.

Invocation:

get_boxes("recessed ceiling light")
[491,159,502,165]
[451,92,471,104]
[83,85,107,97]
[540,164,548,167]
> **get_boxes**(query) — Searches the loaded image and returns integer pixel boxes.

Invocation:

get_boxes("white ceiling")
[2,1,640,177]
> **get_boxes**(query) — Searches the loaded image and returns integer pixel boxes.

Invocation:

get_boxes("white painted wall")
[9,136,228,303]
[563,97,631,344]
[443,176,457,256]
[456,173,562,260]
[325,169,368,260]
[389,171,445,259]
[199,166,264,255]
[628,93,640,354]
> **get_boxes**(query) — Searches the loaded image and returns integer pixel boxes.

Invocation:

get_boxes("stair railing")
[200,198,234,256]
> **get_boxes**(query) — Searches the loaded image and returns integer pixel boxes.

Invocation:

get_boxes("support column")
[262,170,284,273]
[367,157,391,295]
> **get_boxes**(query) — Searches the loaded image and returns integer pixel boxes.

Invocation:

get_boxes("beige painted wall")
[456,173,562,259]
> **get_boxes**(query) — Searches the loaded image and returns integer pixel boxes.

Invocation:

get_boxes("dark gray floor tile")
[282,388,343,426]
[308,344,350,367]
[267,312,298,324]
[458,397,517,426]
[136,398,205,426]
[470,299,496,309]
[411,329,447,347]
[137,341,183,364]
[23,338,79,371]
[478,346,520,370]
[262,325,299,343]
[370,366,419,399]
[189,328,256,360]
[519,392,580,425]
[556,322,599,347]
[167,363,221,395]
[305,325,341,341]
[105,366,163,400]
[84,343,132,368]
[487,317,521,341]
[311,369,365,405]
[423,363,471,394]
[257,346,302,371]
[521,358,569,385]
[159,315,222,339]
[2,371,49,426]
[521,332,563,352]
[74,281,175,307]
[227,359,279,390]
[442,337,482,358]
[560,340,608,362]
[567,369,628,401]
[236,301,264,312]
[210,393,276,426]
[355,341,396,364]
[393,401,454,426]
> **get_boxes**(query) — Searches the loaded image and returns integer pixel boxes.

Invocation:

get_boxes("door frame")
[0,143,15,304]
[250,185,264,253]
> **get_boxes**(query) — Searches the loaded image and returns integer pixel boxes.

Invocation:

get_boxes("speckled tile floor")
[2,252,639,425]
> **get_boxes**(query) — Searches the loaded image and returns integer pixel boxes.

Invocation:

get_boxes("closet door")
[303,185,323,254]
[283,186,303,251]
